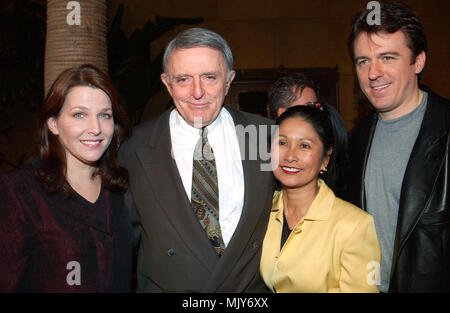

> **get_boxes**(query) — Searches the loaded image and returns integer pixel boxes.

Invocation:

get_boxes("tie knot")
[200,127,209,147]
[200,127,208,139]
[194,126,214,161]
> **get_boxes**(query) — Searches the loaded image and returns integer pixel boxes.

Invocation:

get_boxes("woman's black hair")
[275,103,348,193]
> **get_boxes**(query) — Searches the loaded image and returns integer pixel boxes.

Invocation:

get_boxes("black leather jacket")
[342,90,449,292]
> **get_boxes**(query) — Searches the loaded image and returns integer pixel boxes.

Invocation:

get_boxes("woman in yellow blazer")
[260,104,380,293]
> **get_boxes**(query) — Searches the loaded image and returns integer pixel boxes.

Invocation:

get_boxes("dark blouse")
[0,164,134,292]
[280,212,292,249]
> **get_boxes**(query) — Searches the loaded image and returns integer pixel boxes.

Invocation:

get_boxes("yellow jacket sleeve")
[338,213,380,292]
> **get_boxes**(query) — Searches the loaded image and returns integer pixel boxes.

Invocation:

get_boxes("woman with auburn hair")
[0,64,133,292]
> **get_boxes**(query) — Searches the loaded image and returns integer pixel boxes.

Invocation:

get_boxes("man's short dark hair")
[268,73,319,119]
[348,2,427,77]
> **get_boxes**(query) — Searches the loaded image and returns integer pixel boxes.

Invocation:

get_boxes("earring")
[319,168,327,175]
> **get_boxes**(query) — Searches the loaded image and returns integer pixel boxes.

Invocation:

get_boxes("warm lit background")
[0,0,449,174]
[108,0,450,127]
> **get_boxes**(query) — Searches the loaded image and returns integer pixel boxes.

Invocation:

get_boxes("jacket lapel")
[135,110,218,272]
[226,108,270,246]
[359,115,377,211]
[392,93,449,265]
[349,113,377,210]
[205,107,273,291]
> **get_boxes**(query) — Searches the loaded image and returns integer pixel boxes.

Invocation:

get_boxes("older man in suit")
[120,28,274,292]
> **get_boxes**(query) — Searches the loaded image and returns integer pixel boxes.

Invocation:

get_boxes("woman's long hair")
[37,64,130,197]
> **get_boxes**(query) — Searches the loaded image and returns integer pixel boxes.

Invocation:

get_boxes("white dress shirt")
[169,107,245,247]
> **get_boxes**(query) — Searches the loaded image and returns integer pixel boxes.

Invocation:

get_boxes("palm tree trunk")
[44,0,108,94]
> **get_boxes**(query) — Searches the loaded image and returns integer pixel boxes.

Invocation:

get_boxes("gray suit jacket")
[120,107,274,292]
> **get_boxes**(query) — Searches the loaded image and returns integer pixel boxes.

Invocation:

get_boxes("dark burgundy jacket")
[0,164,133,292]
[341,90,450,292]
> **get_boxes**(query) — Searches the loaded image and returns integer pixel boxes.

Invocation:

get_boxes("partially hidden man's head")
[161,28,236,128]
[349,2,427,119]
[268,73,319,120]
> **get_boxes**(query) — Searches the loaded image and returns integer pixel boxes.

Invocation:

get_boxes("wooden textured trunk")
[44,0,108,95]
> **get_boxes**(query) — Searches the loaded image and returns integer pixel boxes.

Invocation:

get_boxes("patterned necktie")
[191,127,226,256]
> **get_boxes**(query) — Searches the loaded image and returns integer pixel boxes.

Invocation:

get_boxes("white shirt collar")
[172,107,223,137]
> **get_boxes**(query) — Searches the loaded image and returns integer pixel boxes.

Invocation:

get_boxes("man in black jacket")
[344,2,449,292]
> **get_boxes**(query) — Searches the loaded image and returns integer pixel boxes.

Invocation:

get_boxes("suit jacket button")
[167,249,174,257]
[252,242,260,249]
